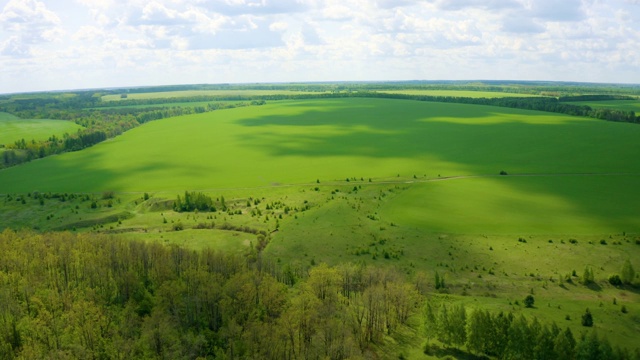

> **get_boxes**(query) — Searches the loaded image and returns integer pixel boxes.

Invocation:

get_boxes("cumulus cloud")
[0,0,63,55]
[198,0,309,16]
[530,0,585,22]
[429,0,521,11]
[1,0,639,93]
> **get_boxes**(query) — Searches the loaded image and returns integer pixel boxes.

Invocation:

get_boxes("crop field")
[375,89,540,98]
[2,98,639,193]
[567,99,640,112]
[0,112,83,146]
[101,89,327,101]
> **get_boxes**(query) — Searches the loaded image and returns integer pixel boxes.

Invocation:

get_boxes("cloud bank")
[0,0,639,93]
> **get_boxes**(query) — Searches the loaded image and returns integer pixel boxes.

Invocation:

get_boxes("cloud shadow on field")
[236,98,640,233]
[0,145,215,194]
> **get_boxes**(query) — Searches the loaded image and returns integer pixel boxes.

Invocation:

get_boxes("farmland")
[2,98,640,193]
[1,85,640,358]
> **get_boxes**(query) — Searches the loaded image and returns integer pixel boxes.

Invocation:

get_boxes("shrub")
[102,191,115,199]
[608,274,623,286]
[172,222,184,231]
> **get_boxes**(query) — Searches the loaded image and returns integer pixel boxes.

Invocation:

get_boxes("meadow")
[1,94,640,355]
[0,112,83,147]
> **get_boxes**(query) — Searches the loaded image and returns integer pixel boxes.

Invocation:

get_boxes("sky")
[1,0,639,94]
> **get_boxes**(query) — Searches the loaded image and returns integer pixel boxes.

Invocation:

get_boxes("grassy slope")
[0,112,83,146]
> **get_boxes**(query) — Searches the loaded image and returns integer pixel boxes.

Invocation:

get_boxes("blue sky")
[1,0,639,93]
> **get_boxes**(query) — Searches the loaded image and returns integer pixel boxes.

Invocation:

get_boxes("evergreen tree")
[554,328,576,360]
[422,301,437,344]
[449,304,467,349]
[524,294,535,308]
[504,315,534,360]
[436,304,452,347]
[466,309,488,355]
[621,259,635,285]
[575,331,601,360]
[489,311,513,358]
[534,324,557,360]
[581,308,594,327]
[582,266,595,285]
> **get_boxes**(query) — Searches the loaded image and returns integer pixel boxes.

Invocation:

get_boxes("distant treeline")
[0,229,637,359]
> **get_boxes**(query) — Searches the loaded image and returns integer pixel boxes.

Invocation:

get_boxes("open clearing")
[0,112,83,146]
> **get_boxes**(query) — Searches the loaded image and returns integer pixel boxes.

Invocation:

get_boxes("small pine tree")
[581,308,594,327]
[524,295,535,308]
[621,259,635,285]
[582,266,595,285]
[435,271,445,290]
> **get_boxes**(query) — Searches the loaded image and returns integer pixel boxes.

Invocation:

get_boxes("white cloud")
[0,0,63,49]
[0,0,639,93]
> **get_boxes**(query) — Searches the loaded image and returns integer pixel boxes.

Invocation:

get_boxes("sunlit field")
[0,112,83,146]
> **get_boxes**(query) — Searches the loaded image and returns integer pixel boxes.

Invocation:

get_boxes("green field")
[2,98,639,192]
[0,112,83,146]
[567,99,640,112]
[376,89,540,98]
[102,89,327,101]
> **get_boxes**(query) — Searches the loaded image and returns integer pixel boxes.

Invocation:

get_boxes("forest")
[0,229,638,359]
